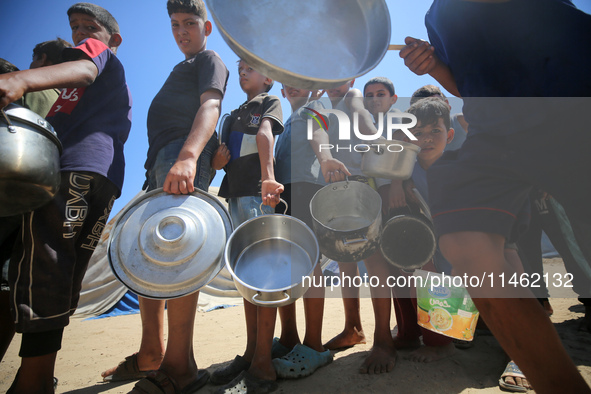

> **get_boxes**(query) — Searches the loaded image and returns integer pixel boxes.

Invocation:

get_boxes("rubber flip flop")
[499,361,528,392]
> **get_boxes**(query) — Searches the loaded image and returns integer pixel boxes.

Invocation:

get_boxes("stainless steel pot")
[380,189,436,270]
[310,180,382,262]
[361,139,420,180]
[205,0,391,89]
[225,203,319,307]
[108,188,233,299]
[0,104,62,217]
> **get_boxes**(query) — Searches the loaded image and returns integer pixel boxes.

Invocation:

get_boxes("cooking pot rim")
[225,213,319,293]
[3,103,63,154]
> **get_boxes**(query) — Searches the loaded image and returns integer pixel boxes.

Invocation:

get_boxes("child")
[0,3,132,393]
[363,77,407,212]
[317,80,393,375]
[0,38,73,364]
[270,85,333,379]
[102,1,228,393]
[400,0,591,392]
[393,97,457,362]
[210,59,283,393]
[410,84,468,151]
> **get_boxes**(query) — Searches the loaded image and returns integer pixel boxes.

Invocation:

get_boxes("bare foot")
[359,344,397,374]
[502,374,532,391]
[324,328,366,350]
[392,335,421,350]
[407,343,456,363]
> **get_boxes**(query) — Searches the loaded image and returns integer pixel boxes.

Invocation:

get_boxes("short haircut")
[0,58,20,74]
[364,76,395,96]
[67,3,120,35]
[167,0,208,20]
[410,84,446,105]
[407,97,451,130]
[237,59,274,92]
[32,38,73,65]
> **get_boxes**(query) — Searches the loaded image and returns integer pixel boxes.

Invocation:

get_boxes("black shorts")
[428,100,591,241]
[9,171,118,333]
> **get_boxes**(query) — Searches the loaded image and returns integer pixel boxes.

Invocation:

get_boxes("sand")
[1,258,591,394]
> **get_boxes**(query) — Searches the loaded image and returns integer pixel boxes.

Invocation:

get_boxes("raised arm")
[0,59,97,108]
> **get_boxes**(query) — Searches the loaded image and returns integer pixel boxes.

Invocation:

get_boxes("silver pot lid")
[108,188,233,299]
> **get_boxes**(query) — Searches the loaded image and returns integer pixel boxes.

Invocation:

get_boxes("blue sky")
[3,0,590,218]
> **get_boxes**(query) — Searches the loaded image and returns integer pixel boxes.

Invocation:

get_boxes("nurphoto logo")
[304,107,418,153]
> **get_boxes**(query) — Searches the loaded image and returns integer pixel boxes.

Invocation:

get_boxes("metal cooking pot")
[225,202,319,307]
[361,139,421,180]
[0,104,62,217]
[205,0,391,89]
[108,188,233,299]
[310,180,382,262]
[380,189,436,270]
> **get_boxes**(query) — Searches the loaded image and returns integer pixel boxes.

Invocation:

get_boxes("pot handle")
[259,198,288,215]
[252,291,290,305]
[1,109,16,133]
[343,236,368,245]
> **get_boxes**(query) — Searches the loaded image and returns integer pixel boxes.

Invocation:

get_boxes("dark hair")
[265,80,274,92]
[364,76,395,96]
[407,97,451,130]
[0,58,20,74]
[32,38,73,65]
[167,0,207,19]
[67,3,120,35]
[410,84,446,105]
[237,59,274,92]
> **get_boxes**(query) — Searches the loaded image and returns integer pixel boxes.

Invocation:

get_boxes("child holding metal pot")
[101,1,227,392]
[269,85,336,379]
[0,3,131,393]
[209,59,284,393]
[388,97,457,363]
[317,79,399,374]
[399,0,591,392]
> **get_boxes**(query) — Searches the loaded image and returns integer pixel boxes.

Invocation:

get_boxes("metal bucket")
[361,139,420,180]
[0,104,62,217]
[205,0,391,89]
[108,188,233,299]
[310,180,382,262]
[225,203,319,307]
[380,189,436,270]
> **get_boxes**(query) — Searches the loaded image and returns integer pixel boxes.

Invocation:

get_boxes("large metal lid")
[108,188,233,299]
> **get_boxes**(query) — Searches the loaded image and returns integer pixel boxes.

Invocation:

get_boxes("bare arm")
[399,36,461,98]
[163,89,222,194]
[0,59,97,108]
[256,118,284,207]
[309,127,351,183]
[344,88,381,136]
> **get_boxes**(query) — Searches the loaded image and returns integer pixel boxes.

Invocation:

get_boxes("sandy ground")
[1,258,591,394]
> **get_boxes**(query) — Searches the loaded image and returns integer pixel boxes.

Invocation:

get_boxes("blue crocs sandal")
[271,337,291,359]
[272,344,333,379]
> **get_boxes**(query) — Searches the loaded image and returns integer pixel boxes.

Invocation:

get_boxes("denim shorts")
[146,136,216,192]
[228,196,274,227]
